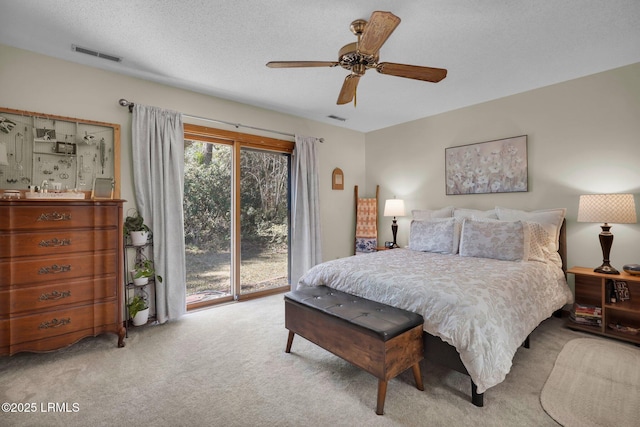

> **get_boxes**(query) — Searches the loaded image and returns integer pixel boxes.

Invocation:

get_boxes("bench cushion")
[285,286,424,341]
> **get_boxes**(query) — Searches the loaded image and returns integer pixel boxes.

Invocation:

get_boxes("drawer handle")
[39,290,72,301]
[38,264,72,274]
[39,318,71,329]
[39,238,71,247]
[37,212,71,221]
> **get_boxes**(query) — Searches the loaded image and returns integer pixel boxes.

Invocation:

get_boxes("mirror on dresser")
[0,107,120,199]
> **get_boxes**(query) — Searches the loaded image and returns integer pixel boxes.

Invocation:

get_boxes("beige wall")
[366,62,640,282]
[0,44,366,261]
[3,43,640,280]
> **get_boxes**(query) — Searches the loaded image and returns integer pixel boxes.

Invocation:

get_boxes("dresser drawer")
[0,276,117,316]
[0,204,118,231]
[1,229,118,259]
[2,301,119,347]
[0,251,117,287]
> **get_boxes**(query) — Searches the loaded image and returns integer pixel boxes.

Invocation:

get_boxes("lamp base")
[391,219,398,248]
[595,225,618,275]
[594,263,619,275]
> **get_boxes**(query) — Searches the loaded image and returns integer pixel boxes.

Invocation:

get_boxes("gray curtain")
[132,104,186,323]
[290,135,322,289]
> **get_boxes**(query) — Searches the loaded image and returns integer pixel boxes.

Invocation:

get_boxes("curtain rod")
[118,99,323,142]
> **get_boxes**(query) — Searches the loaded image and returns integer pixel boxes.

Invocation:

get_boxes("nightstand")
[567,267,640,345]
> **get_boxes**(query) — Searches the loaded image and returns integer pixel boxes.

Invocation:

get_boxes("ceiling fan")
[266,11,447,106]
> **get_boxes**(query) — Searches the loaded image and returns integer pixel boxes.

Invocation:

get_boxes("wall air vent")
[327,115,347,122]
[72,45,122,62]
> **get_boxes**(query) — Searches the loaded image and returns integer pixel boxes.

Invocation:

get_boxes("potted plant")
[123,209,150,246]
[127,295,149,326]
[130,258,155,286]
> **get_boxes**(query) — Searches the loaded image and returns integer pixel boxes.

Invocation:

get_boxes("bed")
[297,207,574,406]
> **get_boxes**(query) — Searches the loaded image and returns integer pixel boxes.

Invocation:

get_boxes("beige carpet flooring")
[540,337,640,427]
[0,293,604,427]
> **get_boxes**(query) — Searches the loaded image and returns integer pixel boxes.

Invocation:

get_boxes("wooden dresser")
[0,199,126,355]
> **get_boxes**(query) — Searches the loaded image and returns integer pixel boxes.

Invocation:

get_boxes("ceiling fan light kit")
[266,11,447,106]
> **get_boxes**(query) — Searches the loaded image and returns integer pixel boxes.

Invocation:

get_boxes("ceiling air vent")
[72,45,122,62]
[327,115,346,122]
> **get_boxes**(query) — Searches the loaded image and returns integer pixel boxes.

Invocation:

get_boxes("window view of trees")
[239,148,289,294]
[183,140,289,304]
[184,141,231,251]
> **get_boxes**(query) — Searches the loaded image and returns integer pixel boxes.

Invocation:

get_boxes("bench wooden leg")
[285,330,295,353]
[412,363,424,391]
[376,380,387,415]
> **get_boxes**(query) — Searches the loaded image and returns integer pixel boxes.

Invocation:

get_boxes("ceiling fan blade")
[376,62,448,82]
[266,61,339,68]
[337,74,360,105]
[358,11,401,56]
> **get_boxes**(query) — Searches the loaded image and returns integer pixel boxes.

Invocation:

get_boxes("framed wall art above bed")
[445,135,528,195]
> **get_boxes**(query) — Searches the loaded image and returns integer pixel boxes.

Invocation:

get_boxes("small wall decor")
[445,135,527,195]
[332,167,344,190]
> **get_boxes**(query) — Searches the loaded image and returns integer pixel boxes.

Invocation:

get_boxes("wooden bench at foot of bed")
[284,285,424,415]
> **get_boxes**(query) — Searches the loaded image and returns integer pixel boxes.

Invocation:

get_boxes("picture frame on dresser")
[92,177,115,200]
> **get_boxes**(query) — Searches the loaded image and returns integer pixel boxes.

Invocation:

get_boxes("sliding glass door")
[183,127,292,308]
[183,140,232,306]
[239,148,290,296]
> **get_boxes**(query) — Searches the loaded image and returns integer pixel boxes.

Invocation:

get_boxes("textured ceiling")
[1,1,640,132]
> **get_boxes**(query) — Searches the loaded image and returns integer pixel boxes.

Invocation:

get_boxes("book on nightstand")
[570,303,602,327]
[613,280,631,302]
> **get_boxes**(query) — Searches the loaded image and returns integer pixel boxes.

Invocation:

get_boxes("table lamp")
[577,193,637,274]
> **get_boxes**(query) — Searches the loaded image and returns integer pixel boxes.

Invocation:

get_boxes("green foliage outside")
[183,140,289,297]
[183,141,289,252]
[183,141,233,250]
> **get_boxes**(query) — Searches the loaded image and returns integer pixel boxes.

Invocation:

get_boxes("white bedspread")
[298,249,573,393]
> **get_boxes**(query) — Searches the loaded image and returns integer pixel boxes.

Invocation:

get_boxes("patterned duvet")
[297,248,573,393]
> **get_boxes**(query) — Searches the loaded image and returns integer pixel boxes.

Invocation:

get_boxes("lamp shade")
[384,199,405,217]
[577,194,637,224]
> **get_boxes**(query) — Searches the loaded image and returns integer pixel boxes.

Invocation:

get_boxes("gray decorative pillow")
[409,218,459,254]
[459,218,526,261]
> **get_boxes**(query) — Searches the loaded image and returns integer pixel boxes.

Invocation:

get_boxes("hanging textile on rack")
[355,185,379,254]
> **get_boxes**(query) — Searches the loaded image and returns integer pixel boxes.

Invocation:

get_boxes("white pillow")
[453,208,497,219]
[412,206,453,220]
[409,218,459,254]
[459,218,528,261]
[495,206,566,251]
[524,221,563,268]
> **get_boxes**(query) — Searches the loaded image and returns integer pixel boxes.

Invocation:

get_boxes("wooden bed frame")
[423,219,567,406]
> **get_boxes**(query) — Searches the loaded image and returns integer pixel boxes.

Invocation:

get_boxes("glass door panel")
[183,140,233,306]
[239,148,290,295]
